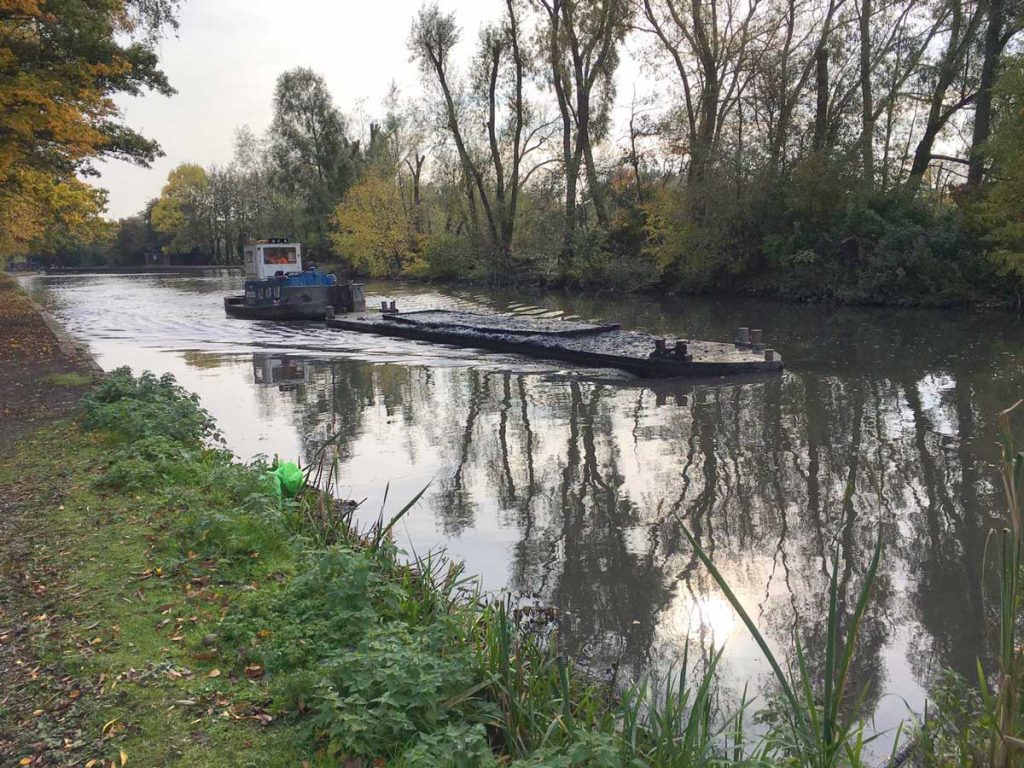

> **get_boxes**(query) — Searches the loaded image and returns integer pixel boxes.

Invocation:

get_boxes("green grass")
[0,426,309,766]
[40,371,95,387]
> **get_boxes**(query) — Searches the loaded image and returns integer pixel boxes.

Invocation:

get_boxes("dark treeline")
[58,0,1024,307]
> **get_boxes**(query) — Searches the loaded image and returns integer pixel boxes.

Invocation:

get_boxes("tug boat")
[224,239,365,320]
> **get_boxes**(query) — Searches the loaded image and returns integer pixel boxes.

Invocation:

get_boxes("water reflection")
[259,350,1009,727]
[253,354,309,390]
[21,273,1024,745]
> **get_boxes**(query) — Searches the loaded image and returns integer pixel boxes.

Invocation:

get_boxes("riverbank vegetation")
[5,365,1024,766]
[11,0,1023,307]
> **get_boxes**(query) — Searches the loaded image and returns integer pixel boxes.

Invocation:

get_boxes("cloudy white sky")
[98,1,504,218]
[98,1,647,219]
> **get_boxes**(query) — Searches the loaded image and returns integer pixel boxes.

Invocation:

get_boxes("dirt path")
[0,274,102,766]
[0,274,100,449]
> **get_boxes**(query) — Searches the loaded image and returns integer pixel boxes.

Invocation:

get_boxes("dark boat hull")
[224,282,364,321]
[325,310,783,379]
[224,296,325,321]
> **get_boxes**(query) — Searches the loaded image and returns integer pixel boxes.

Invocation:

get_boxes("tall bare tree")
[410,1,553,277]
[641,0,766,183]
[534,0,631,264]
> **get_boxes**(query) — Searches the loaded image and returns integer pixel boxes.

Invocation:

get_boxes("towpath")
[0,273,100,766]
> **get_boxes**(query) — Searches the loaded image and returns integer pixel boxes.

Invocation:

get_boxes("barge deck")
[325,309,782,379]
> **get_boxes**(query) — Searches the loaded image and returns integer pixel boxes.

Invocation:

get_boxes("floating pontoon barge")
[325,308,782,379]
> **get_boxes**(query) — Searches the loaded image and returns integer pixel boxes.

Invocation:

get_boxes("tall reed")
[675,507,883,768]
[989,401,1024,766]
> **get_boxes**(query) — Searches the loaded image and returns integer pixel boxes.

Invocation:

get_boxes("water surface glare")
[22,272,1024,752]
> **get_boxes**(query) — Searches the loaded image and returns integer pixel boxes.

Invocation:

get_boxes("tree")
[748,0,844,173]
[535,0,631,263]
[367,84,430,237]
[269,67,358,253]
[0,167,109,260]
[410,2,552,279]
[410,6,489,249]
[330,171,421,277]
[151,164,213,256]
[966,0,1021,185]
[641,0,763,185]
[905,0,985,187]
[976,56,1024,301]
[0,0,178,261]
[0,0,176,180]
[114,200,166,264]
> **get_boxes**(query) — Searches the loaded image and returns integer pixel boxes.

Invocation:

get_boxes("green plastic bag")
[270,461,304,499]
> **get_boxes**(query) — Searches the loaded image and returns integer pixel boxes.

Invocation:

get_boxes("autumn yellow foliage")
[0,0,174,261]
[0,167,110,257]
[151,163,211,254]
[330,172,422,277]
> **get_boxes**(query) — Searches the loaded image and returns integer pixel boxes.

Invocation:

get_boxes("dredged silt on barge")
[325,309,782,379]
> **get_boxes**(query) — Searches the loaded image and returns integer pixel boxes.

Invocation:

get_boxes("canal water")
[19,272,1024,750]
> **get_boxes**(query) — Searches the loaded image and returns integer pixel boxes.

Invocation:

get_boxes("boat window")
[263,247,297,265]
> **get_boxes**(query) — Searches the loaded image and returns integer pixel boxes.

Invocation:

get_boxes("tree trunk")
[542,0,579,278]
[813,44,830,151]
[859,0,875,183]
[967,0,1005,187]
[686,0,720,185]
[427,49,500,251]
[580,116,609,228]
[906,0,980,189]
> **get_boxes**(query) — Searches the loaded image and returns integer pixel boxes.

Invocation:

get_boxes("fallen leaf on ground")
[244,664,263,679]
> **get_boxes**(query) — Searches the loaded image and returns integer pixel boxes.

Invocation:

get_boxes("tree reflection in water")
[247,294,1020,736]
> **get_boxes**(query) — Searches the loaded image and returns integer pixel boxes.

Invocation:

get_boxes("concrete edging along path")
[25,296,104,376]
[0,275,102,448]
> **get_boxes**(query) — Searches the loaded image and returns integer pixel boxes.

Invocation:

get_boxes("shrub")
[84,367,217,444]
[416,231,479,280]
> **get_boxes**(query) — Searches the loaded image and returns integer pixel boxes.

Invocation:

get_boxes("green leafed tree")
[977,55,1024,303]
[269,67,359,255]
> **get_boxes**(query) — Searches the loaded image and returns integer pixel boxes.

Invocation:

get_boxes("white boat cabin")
[243,240,303,280]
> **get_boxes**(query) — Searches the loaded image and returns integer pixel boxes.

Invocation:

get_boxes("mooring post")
[735,327,750,345]
[389,300,397,312]
[750,329,763,345]
[764,349,776,362]
[654,338,667,356]
[673,340,689,359]
[380,300,388,312]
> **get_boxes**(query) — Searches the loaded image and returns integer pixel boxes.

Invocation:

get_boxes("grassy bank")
[3,367,1022,766]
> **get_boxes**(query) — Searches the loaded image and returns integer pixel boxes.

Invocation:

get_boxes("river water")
[19,272,1024,749]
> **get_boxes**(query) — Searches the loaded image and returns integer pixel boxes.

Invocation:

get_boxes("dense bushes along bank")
[4,368,1023,766]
